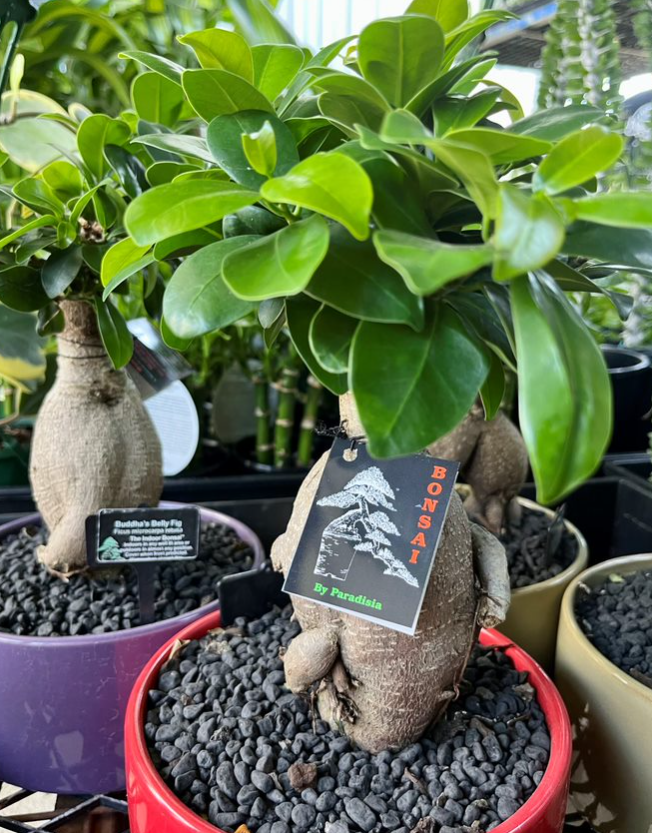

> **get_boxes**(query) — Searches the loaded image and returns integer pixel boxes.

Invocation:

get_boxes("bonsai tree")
[0,85,167,576]
[119,0,652,749]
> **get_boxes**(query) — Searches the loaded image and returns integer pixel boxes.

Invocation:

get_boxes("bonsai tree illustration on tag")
[315,466,418,588]
[97,536,124,563]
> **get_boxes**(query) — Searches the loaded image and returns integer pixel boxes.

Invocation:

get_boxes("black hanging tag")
[86,506,200,626]
[282,436,459,635]
[219,565,286,627]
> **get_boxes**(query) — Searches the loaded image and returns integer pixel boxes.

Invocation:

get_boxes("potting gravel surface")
[500,506,578,589]
[145,606,551,833]
[0,523,253,636]
[576,569,652,682]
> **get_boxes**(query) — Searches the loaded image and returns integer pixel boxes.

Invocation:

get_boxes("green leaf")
[104,145,148,199]
[242,121,278,177]
[443,10,515,68]
[224,205,286,237]
[132,133,214,164]
[318,93,387,137]
[312,70,391,110]
[533,126,623,196]
[306,225,424,330]
[358,15,445,108]
[0,306,45,386]
[252,45,305,100]
[77,114,131,178]
[450,292,515,368]
[101,236,152,290]
[480,351,505,421]
[285,296,348,395]
[512,273,612,503]
[444,127,551,164]
[225,0,297,45]
[95,298,134,369]
[13,178,64,217]
[309,304,359,374]
[0,215,57,251]
[42,246,83,299]
[125,180,259,246]
[546,259,633,320]
[41,160,83,201]
[429,138,498,219]
[493,186,565,281]
[510,105,606,141]
[131,72,185,127]
[406,0,468,32]
[182,68,274,121]
[153,229,220,260]
[433,88,502,136]
[37,302,65,337]
[120,51,183,84]
[361,157,431,235]
[563,223,652,271]
[0,266,49,312]
[380,108,433,144]
[0,112,78,174]
[570,192,652,229]
[146,161,199,186]
[207,110,298,188]
[405,52,495,115]
[351,303,489,457]
[261,153,372,241]
[374,230,493,295]
[223,214,330,300]
[178,29,254,80]
[163,236,259,338]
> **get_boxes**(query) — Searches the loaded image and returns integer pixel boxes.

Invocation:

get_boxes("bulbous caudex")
[272,393,510,753]
[29,300,163,577]
[428,401,529,535]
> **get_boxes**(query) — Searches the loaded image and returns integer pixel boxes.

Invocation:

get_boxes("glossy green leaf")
[42,246,83,299]
[406,0,468,32]
[533,126,623,195]
[160,317,193,351]
[451,292,515,368]
[104,145,148,199]
[445,127,551,164]
[0,215,58,251]
[563,223,652,271]
[252,45,305,100]
[101,236,152,289]
[570,192,652,229]
[362,157,431,235]
[77,114,131,178]
[510,105,605,141]
[223,205,286,237]
[285,296,348,395]
[223,214,329,300]
[178,29,253,80]
[313,70,390,109]
[306,225,424,330]
[0,266,49,312]
[318,92,387,136]
[0,96,78,173]
[146,162,199,186]
[153,229,220,260]
[374,230,493,295]
[41,160,83,201]
[37,302,65,337]
[309,304,359,374]
[405,52,495,115]
[120,51,183,84]
[358,15,445,108]
[512,273,612,503]
[182,68,274,121]
[225,0,297,46]
[163,236,259,338]
[132,133,215,164]
[0,306,45,386]
[429,138,497,218]
[207,110,298,188]
[259,298,285,329]
[546,259,633,320]
[125,180,259,245]
[433,88,502,136]
[493,186,565,281]
[95,298,134,369]
[131,72,185,127]
[480,351,505,421]
[443,10,515,67]
[351,303,489,457]
[261,153,372,240]
[13,178,64,217]
[242,121,278,177]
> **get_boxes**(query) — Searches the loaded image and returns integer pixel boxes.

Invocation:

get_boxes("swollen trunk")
[29,300,163,575]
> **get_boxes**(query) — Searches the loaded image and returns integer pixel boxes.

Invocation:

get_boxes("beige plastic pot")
[497,498,588,672]
[555,553,652,833]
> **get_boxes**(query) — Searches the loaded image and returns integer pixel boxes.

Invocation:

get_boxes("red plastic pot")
[126,611,572,833]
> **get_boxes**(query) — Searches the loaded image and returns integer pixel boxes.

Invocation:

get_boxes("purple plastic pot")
[0,502,264,795]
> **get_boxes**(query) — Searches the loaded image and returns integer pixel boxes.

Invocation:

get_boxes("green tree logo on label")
[98,536,124,562]
[315,466,418,588]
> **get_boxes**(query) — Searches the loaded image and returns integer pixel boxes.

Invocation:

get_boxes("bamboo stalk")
[297,375,322,468]
[273,349,300,469]
[254,374,273,467]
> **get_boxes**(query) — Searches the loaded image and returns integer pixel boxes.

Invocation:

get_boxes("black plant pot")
[603,453,651,493]
[603,346,652,453]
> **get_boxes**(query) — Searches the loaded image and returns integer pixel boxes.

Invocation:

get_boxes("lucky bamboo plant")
[117,0,652,750]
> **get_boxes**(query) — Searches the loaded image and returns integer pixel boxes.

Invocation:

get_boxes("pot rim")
[125,610,572,833]
[0,501,265,647]
[510,497,589,598]
[560,552,652,700]
[601,345,651,374]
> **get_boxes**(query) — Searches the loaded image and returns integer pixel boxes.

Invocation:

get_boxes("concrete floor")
[0,783,56,830]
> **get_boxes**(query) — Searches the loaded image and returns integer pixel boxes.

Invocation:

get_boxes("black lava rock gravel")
[146,606,551,833]
[576,569,652,682]
[0,523,253,637]
[500,507,578,589]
